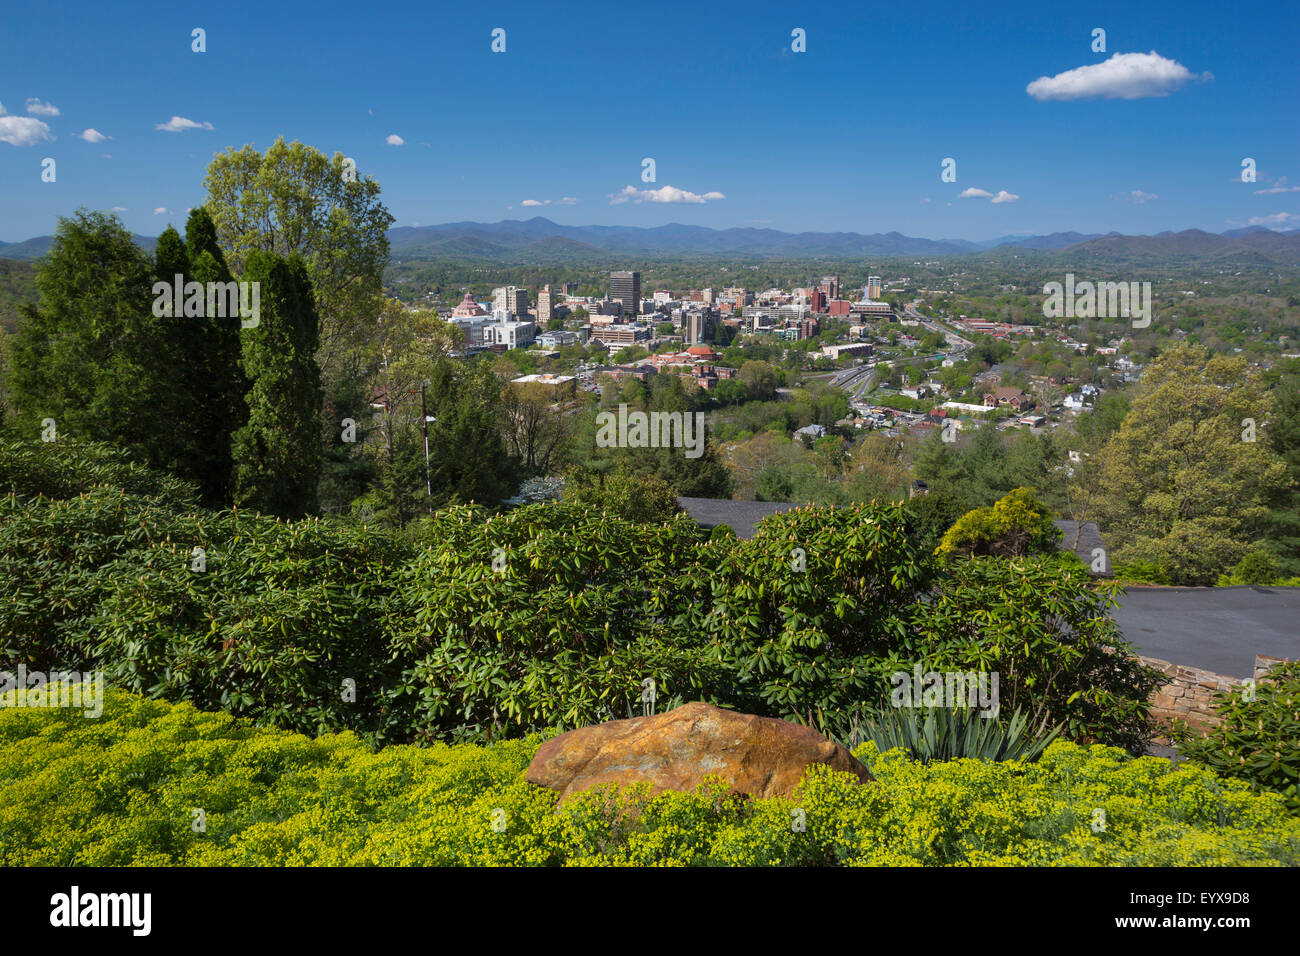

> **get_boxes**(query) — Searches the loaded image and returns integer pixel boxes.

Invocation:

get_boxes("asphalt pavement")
[1110,586,1300,677]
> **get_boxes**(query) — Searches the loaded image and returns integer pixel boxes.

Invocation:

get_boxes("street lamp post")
[420,380,433,511]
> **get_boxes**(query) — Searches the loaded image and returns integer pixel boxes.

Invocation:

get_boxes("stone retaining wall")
[1141,653,1290,737]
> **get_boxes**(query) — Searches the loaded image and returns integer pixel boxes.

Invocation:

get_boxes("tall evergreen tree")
[7,210,163,459]
[184,207,247,504]
[231,251,323,517]
[149,224,201,480]
[424,357,516,507]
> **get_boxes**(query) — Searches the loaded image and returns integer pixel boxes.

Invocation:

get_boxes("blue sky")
[2,0,1297,242]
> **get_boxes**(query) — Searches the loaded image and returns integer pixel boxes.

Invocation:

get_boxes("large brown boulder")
[525,701,872,802]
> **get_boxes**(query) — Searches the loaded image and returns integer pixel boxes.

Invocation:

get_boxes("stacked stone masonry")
[1140,653,1289,736]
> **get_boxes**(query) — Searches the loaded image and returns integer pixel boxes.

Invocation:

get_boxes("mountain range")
[3,219,1299,265]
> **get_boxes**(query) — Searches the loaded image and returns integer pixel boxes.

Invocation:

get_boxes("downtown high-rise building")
[684,309,713,346]
[537,285,554,324]
[866,276,882,300]
[609,271,641,316]
[492,286,530,318]
[820,275,840,299]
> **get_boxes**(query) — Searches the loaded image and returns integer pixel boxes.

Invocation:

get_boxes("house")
[984,386,1032,411]
[1063,385,1098,411]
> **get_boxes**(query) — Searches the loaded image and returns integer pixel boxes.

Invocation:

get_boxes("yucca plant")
[843,706,1061,764]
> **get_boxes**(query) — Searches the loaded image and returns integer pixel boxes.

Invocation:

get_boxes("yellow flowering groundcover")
[1,689,1297,867]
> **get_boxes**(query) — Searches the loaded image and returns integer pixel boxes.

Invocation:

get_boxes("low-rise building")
[984,386,1032,411]
[511,373,577,398]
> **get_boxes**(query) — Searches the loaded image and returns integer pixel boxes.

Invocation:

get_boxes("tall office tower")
[492,286,529,317]
[609,271,641,316]
[701,288,715,306]
[820,275,840,299]
[537,285,554,324]
[562,282,577,296]
[508,286,529,317]
[685,310,713,346]
[809,289,827,313]
[866,276,882,300]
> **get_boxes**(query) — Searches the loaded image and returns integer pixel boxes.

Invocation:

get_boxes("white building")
[483,318,535,350]
[447,316,488,347]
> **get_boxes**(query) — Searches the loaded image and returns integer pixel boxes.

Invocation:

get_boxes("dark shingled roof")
[677,497,800,539]
[1053,519,1109,573]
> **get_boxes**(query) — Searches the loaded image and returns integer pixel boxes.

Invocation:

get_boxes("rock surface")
[525,701,873,802]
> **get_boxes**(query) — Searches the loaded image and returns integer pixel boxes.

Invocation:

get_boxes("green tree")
[202,138,395,384]
[563,465,680,522]
[231,252,323,517]
[739,359,779,400]
[7,210,164,461]
[1094,345,1289,584]
[186,208,249,505]
[755,465,794,502]
[935,487,1059,559]
[424,356,516,508]
[146,209,248,505]
[1262,373,1300,575]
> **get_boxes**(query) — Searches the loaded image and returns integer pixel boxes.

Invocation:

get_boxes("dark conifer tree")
[231,251,323,517]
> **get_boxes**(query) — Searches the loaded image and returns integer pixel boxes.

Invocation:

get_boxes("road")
[901,300,973,359]
[1110,586,1300,677]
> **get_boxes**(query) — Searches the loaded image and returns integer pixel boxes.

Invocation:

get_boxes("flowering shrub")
[1174,660,1300,813]
[1,691,1295,867]
[1,433,1160,749]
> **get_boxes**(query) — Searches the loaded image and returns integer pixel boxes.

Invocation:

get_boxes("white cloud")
[110,205,127,212]
[959,186,1018,203]
[0,103,53,146]
[521,196,579,207]
[386,134,404,146]
[25,98,59,116]
[609,184,725,205]
[156,116,213,132]
[0,100,54,146]
[1026,51,1211,101]
[1246,212,1300,228]
[919,197,932,204]
[153,207,170,215]
[77,128,110,143]
[1113,189,1158,203]
[1254,177,1300,195]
